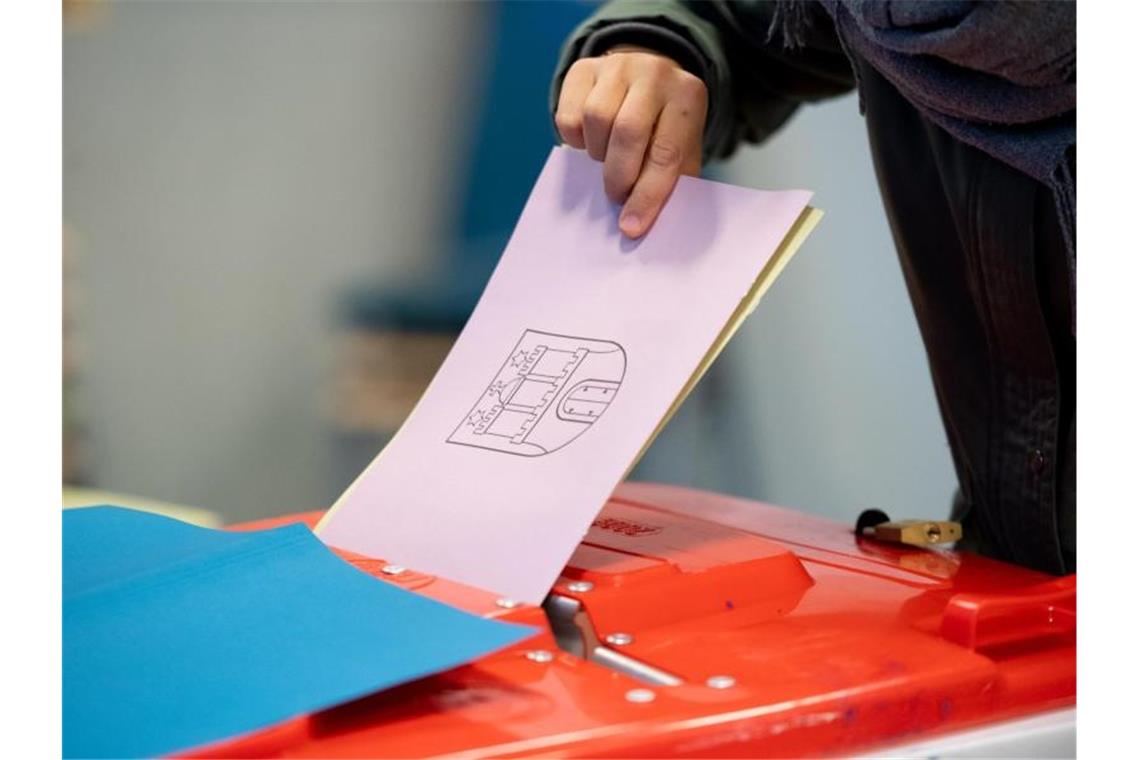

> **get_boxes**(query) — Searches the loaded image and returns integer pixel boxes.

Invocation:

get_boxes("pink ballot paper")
[317,147,815,603]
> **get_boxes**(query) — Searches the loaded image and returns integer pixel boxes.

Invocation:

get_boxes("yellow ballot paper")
[318,147,821,603]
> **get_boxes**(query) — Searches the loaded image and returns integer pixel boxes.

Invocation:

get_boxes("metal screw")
[625,688,656,704]
[924,524,942,543]
[495,598,520,609]
[525,650,554,663]
[706,675,736,690]
[566,581,594,593]
[605,632,634,646]
[380,564,406,576]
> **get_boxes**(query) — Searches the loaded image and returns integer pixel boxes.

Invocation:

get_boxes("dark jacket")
[550,0,1077,574]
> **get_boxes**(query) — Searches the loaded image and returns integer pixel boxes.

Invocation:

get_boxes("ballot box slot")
[543,593,684,687]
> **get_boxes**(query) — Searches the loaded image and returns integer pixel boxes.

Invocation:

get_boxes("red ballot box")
[186,482,1075,758]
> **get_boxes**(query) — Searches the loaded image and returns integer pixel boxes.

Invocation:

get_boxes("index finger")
[618,100,703,238]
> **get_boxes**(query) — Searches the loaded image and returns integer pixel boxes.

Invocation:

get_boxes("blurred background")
[63,0,956,526]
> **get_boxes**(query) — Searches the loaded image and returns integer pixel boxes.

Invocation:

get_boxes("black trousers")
[857,59,1076,575]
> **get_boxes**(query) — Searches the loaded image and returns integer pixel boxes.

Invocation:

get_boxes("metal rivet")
[706,675,736,690]
[525,650,554,663]
[567,581,594,593]
[605,632,633,646]
[380,564,406,576]
[495,598,520,609]
[625,688,656,703]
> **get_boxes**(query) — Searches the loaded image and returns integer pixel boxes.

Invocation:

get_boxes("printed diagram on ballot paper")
[448,330,626,457]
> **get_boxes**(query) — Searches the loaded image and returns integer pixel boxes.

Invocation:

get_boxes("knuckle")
[582,103,609,129]
[609,116,645,147]
[610,52,632,71]
[638,56,672,84]
[567,58,596,78]
[647,139,683,169]
[646,54,674,74]
[555,111,581,135]
[674,72,708,103]
[595,55,625,80]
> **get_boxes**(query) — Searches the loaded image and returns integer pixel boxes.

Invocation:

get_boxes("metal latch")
[542,594,682,686]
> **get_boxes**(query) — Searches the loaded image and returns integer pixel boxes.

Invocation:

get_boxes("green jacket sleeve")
[550,0,856,161]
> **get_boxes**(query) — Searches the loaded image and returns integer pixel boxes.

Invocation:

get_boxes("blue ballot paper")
[63,507,537,758]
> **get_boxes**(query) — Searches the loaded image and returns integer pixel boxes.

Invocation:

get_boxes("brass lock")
[865,519,962,547]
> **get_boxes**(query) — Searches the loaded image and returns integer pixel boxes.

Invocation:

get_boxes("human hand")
[555,46,707,239]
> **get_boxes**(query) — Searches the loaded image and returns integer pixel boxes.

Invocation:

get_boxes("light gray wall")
[66,1,956,527]
[64,1,486,521]
[716,94,959,523]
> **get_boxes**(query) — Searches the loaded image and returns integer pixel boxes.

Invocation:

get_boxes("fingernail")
[619,213,641,237]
